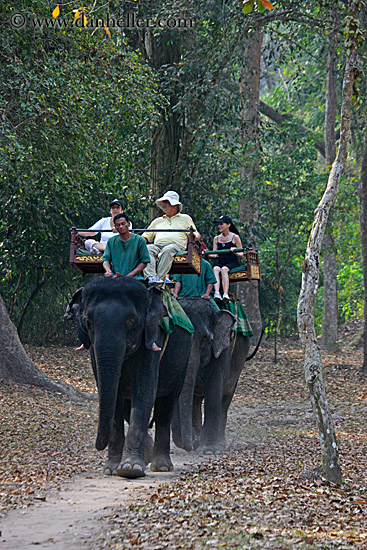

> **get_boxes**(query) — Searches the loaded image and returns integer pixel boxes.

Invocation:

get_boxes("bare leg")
[92,242,106,253]
[213,266,222,293]
[221,266,230,295]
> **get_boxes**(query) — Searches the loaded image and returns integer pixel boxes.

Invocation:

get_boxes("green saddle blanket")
[76,247,92,255]
[161,289,195,335]
[208,298,253,336]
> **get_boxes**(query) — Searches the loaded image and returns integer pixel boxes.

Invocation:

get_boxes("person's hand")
[173,293,178,299]
[201,294,210,300]
[104,270,113,277]
[230,247,237,254]
[112,227,118,233]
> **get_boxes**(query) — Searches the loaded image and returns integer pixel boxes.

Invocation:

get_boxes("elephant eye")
[126,317,136,329]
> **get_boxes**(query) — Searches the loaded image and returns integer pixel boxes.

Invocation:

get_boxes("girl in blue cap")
[212,215,244,304]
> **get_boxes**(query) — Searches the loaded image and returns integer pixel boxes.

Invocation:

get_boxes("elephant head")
[66,276,163,451]
[211,309,236,358]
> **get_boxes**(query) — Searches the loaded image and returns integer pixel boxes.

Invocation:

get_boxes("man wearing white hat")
[142,191,200,284]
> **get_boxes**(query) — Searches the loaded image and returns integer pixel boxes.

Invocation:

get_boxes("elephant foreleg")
[197,358,225,455]
[117,351,160,479]
[150,395,174,472]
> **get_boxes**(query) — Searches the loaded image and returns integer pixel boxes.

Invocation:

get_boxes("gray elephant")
[65,276,192,478]
[172,298,261,454]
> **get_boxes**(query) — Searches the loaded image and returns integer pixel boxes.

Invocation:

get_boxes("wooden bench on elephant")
[69,227,202,276]
[203,247,261,282]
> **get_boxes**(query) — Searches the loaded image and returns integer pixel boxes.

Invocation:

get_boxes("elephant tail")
[246,324,265,362]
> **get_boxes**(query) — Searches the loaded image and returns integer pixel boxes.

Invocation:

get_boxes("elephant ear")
[64,287,83,320]
[212,310,236,358]
[64,287,90,350]
[145,287,163,350]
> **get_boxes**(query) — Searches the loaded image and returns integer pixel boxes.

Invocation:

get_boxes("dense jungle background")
[1,0,366,354]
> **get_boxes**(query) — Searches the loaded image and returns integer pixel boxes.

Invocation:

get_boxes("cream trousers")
[144,241,182,280]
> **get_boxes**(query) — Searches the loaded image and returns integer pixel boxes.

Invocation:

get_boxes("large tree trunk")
[142,29,182,222]
[321,2,339,351]
[0,295,93,401]
[360,111,367,374]
[297,0,360,484]
[235,27,263,343]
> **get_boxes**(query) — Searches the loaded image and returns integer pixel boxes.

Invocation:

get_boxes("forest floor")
[0,337,366,549]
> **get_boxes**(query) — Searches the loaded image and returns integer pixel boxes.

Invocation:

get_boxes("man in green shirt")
[102,213,150,279]
[172,259,217,300]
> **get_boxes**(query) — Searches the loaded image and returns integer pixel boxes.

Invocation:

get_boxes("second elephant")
[171,297,238,453]
[172,297,258,454]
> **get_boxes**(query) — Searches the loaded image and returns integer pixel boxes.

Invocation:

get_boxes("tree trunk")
[321,2,339,351]
[297,0,360,484]
[274,287,283,364]
[235,27,263,343]
[360,111,367,374]
[0,295,94,401]
[142,29,182,222]
[321,232,339,350]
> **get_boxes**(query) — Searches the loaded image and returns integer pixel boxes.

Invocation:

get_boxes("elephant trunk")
[94,342,126,451]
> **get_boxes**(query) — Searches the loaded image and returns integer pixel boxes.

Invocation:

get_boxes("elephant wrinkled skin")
[65,276,192,478]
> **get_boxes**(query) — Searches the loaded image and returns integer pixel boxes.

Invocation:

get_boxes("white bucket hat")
[156,190,183,212]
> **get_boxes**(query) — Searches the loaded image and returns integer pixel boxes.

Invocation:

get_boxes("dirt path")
[0,447,202,550]
[0,400,312,550]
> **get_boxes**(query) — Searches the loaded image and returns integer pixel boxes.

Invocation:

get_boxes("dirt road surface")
[0,448,202,550]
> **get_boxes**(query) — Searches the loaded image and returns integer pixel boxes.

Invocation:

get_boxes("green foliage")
[0,1,163,342]
[1,0,365,344]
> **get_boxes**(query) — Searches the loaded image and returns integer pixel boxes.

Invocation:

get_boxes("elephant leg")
[120,398,154,466]
[192,395,203,450]
[197,357,226,455]
[171,343,200,452]
[150,395,174,472]
[217,386,237,451]
[117,351,160,479]
[104,387,125,475]
[171,402,183,449]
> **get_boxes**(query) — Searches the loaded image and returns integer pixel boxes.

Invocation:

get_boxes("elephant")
[171,297,237,453]
[65,275,192,478]
[171,297,262,454]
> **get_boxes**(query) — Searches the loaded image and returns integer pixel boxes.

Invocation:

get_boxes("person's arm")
[126,262,147,277]
[127,237,151,276]
[142,221,156,243]
[102,241,113,276]
[78,230,98,237]
[103,260,113,277]
[173,281,182,299]
[78,218,103,238]
[231,235,244,258]
[186,217,201,241]
[201,282,214,300]
[208,235,219,258]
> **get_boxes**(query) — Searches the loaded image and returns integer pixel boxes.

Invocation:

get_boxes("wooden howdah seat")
[69,227,260,281]
[203,247,261,283]
[69,227,203,276]
[228,249,261,282]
